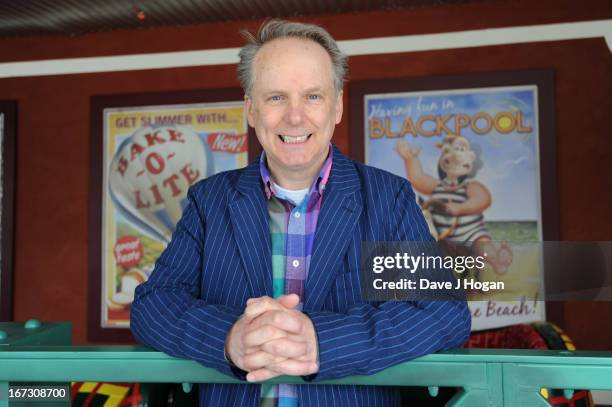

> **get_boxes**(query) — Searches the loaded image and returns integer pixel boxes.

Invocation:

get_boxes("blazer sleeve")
[130,186,244,379]
[305,181,472,381]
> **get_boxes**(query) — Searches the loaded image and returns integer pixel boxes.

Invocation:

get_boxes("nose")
[284,99,305,126]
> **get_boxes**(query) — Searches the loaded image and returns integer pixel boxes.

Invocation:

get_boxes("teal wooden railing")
[2,346,612,406]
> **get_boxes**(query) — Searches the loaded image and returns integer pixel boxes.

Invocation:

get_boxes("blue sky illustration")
[365,86,540,221]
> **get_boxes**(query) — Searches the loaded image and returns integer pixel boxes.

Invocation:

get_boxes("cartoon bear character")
[395,136,512,277]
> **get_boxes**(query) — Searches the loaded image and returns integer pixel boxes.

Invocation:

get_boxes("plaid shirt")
[258,147,332,407]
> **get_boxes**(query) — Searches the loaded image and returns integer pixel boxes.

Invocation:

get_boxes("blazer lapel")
[305,147,362,311]
[228,160,273,298]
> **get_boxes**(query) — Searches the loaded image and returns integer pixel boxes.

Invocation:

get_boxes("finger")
[247,310,303,334]
[244,295,300,324]
[260,338,308,358]
[247,294,297,308]
[246,368,282,382]
[242,350,287,371]
[243,331,308,356]
[242,332,308,356]
[246,295,271,304]
[243,324,290,348]
[243,297,284,323]
[267,359,319,376]
[277,293,300,309]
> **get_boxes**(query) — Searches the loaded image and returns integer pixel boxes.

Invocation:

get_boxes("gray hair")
[237,19,348,97]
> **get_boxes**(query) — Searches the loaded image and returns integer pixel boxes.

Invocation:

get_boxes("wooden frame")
[89,89,257,341]
[0,101,16,322]
[349,70,562,328]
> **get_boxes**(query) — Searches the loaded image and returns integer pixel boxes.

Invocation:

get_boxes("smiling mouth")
[278,134,312,143]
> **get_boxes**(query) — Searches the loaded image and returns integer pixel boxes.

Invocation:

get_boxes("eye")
[268,95,283,102]
[307,94,321,101]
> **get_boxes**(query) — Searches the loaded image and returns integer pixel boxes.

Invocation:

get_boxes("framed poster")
[350,70,559,331]
[89,89,256,341]
[0,101,16,322]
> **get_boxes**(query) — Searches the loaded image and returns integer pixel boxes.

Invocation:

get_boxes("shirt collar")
[259,145,333,200]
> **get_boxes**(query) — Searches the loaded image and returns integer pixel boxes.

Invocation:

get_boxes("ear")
[334,89,344,124]
[245,94,255,128]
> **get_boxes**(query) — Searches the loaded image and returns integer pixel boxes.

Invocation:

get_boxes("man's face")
[245,37,343,180]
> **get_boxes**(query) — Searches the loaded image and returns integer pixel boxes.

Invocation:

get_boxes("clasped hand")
[225,293,319,382]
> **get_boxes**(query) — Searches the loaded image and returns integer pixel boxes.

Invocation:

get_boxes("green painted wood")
[445,388,496,407]
[485,362,504,407]
[506,363,612,390]
[0,381,8,407]
[515,391,551,407]
[503,359,612,406]
[0,322,71,346]
[1,346,612,406]
[23,320,41,330]
[3,346,612,363]
[0,322,72,406]
[0,346,490,386]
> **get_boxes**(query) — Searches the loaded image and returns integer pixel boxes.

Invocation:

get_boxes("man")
[131,19,471,406]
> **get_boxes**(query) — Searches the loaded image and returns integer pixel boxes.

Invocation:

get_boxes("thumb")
[277,293,300,309]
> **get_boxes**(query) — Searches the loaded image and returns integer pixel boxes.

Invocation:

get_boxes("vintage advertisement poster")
[364,85,544,330]
[101,102,248,328]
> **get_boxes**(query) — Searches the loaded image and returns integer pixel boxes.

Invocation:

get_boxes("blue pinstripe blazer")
[131,145,471,406]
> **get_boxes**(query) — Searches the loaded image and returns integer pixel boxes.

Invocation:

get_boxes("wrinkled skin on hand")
[225,294,319,382]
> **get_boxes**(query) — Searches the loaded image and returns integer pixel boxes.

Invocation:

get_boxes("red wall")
[0,0,611,347]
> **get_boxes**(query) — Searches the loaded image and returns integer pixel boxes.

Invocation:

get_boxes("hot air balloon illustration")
[108,125,213,242]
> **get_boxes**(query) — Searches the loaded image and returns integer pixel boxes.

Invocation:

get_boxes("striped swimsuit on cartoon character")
[430,182,490,245]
